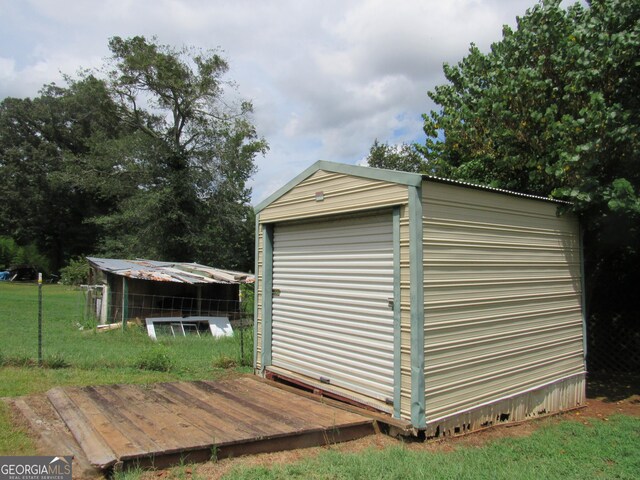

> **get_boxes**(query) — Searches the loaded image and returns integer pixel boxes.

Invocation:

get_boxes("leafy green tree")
[0,77,124,271]
[0,236,49,273]
[419,0,639,370]
[88,36,267,270]
[59,256,89,285]
[366,140,427,172]
[1,36,266,273]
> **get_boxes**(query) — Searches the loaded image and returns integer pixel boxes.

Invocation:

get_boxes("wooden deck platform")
[8,376,376,475]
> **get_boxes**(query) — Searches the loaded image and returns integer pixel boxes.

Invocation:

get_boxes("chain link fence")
[0,282,254,370]
[587,313,640,373]
[2,281,637,386]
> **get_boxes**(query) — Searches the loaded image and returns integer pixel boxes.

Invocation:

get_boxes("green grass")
[0,402,38,456]
[0,282,253,455]
[3,283,639,478]
[0,282,253,395]
[222,415,640,480]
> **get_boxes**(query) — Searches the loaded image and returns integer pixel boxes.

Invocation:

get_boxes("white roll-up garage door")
[271,212,395,403]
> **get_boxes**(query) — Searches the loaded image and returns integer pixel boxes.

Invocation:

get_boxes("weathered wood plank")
[229,377,370,426]
[98,384,212,452]
[147,384,247,442]
[210,378,331,421]
[64,387,149,460]
[79,386,162,455]
[87,385,186,454]
[47,387,118,469]
[35,377,377,473]
[250,376,414,432]
[9,397,98,477]
[153,382,258,439]
[208,379,320,427]
[167,382,289,436]
[189,380,316,431]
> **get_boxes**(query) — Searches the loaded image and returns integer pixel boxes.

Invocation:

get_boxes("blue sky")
[0,0,550,203]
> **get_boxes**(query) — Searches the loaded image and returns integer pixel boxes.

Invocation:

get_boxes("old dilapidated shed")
[253,161,586,436]
[87,257,254,325]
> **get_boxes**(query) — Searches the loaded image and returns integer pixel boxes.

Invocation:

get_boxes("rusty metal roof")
[87,257,254,284]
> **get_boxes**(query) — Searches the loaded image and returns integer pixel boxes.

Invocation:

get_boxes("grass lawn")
[0,282,253,455]
[2,283,639,479]
[216,415,640,480]
[0,282,253,380]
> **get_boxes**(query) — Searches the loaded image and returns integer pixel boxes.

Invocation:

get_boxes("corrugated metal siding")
[255,227,263,371]
[259,170,408,223]
[271,213,395,403]
[425,373,585,437]
[423,181,584,422]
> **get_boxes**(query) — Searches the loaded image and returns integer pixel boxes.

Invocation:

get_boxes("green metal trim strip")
[408,184,425,428]
[579,224,588,365]
[253,214,260,371]
[254,160,423,213]
[261,224,274,369]
[392,206,402,419]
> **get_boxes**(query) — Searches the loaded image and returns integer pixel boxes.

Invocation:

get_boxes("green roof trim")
[254,160,423,213]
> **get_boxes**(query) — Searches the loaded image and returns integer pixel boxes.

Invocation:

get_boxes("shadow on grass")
[587,370,640,402]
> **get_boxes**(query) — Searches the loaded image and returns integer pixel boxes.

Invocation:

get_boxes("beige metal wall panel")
[271,212,395,403]
[399,206,413,420]
[259,170,408,223]
[255,228,264,370]
[422,181,584,422]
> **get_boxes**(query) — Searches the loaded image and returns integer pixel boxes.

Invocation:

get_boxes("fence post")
[240,318,245,365]
[122,277,128,330]
[38,272,43,365]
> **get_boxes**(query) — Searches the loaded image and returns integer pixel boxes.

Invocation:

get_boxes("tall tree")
[1,36,267,273]
[0,77,125,271]
[418,0,639,370]
[90,36,267,270]
[366,139,427,172]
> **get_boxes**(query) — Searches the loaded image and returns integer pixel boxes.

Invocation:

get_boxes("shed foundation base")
[424,373,586,438]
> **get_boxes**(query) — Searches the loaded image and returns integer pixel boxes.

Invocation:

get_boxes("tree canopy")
[368,0,639,370]
[0,36,267,272]
[367,140,427,173]
[420,0,639,221]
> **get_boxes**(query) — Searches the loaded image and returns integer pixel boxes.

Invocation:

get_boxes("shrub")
[134,347,173,372]
[42,353,70,369]
[1,355,37,367]
[60,257,89,285]
[212,354,237,369]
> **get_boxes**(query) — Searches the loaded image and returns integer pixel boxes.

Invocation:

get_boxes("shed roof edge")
[422,175,572,205]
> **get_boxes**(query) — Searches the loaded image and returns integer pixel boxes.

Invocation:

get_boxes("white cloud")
[0,0,538,203]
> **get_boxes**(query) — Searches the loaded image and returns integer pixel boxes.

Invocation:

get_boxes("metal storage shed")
[253,161,586,436]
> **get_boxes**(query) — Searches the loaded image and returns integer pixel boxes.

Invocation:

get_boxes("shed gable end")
[259,170,409,223]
